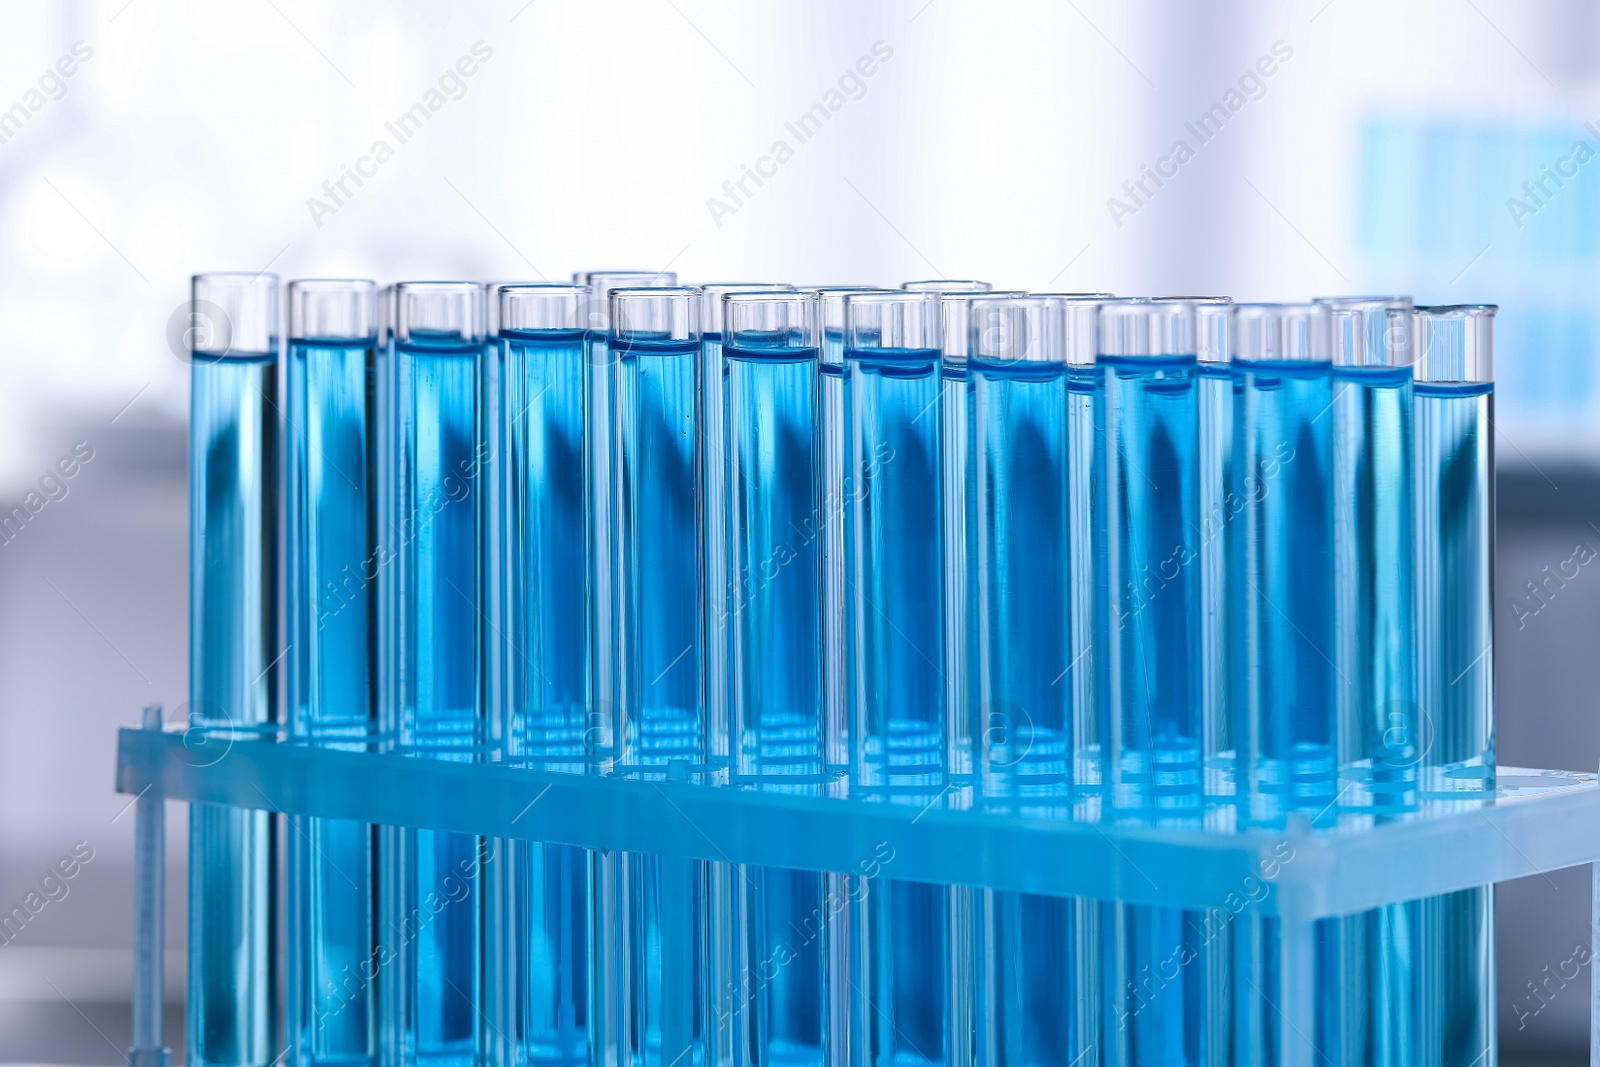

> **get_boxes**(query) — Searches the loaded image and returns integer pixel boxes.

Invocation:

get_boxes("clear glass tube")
[1231,303,1335,829]
[814,287,881,774]
[699,282,795,770]
[608,286,710,1067]
[965,296,1097,1066]
[1321,295,1418,814]
[572,270,679,765]
[1096,300,1216,1065]
[572,271,679,1067]
[286,279,379,1067]
[188,271,281,1067]
[1096,300,1202,813]
[721,292,837,1066]
[1320,294,1419,1066]
[966,295,1069,795]
[844,290,970,1067]
[496,283,594,1066]
[902,279,992,292]
[938,290,1024,780]
[383,280,489,1067]
[702,283,801,1067]
[1159,297,1237,811]
[1413,304,1496,1067]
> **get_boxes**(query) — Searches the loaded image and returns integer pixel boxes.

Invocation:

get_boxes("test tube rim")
[967,293,1069,364]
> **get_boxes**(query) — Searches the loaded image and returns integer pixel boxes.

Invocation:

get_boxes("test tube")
[188,272,281,1067]
[1042,293,1117,799]
[1322,296,1418,813]
[1413,305,1496,1067]
[844,290,971,1067]
[964,295,1094,1065]
[285,279,380,1067]
[1097,301,1215,1065]
[1412,306,1495,794]
[572,271,679,1066]
[609,287,709,1067]
[902,279,993,292]
[699,281,795,769]
[1322,294,1418,1067]
[966,296,1070,796]
[496,284,594,1066]
[1097,300,1203,812]
[815,286,879,774]
[721,291,836,1065]
[382,281,490,1067]
[1170,298,1239,810]
[572,269,678,763]
[1231,304,1336,828]
[938,289,1024,779]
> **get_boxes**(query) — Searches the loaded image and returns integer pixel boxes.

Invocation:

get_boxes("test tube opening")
[191,272,280,359]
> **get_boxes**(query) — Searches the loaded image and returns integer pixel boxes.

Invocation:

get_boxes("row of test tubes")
[186,273,1494,1067]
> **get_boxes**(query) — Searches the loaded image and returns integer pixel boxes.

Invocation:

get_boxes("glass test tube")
[384,281,490,1067]
[1413,306,1495,793]
[965,296,1096,1067]
[188,272,281,1067]
[700,281,795,770]
[1097,300,1203,813]
[1185,296,1240,1067]
[902,279,993,293]
[1174,299,1239,809]
[572,269,678,763]
[610,287,709,1067]
[816,287,878,775]
[1096,301,1216,1067]
[572,271,679,1067]
[937,289,1023,780]
[844,290,970,1067]
[722,291,839,1066]
[1323,296,1419,815]
[286,279,380,1067]
[1323,295,1418,1067]
[497,284,594,1066]
[1038,294,1117,800]
[1413,305,1496,1067]
[1232,304,1336,829]
[698,283,803,1067]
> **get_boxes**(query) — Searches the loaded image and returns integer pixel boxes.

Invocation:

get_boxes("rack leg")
[129,706,171,1067]
[1279,913,1317,1067]
[1592,861,1599,1067]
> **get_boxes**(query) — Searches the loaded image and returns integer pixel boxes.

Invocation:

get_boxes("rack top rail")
[116,726,1600,921]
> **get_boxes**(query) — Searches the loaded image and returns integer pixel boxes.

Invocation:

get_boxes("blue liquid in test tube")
[904,279,993,775]
[497,284,596,1066]
[611,287,708,1067]
[724,291,835,1066]
[845,290,969,1067]
[286,279,380,1067]
[1231,304,1336,828]
[1096,301,1214,1066]
[384,282,490,1067]
[1323,296,1419,1066]
[571,270,679,762]
[815,287,876,777]
[1413,305,1497,1067]
[1031,294,1118,799]
[188,272,281,1067]
[922,285,1017,781]
[966,296,1098,1066]
[571,271,679,1066]
[699,281,795,771]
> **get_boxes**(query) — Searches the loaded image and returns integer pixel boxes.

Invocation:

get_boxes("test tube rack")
[117,718,1600,1067]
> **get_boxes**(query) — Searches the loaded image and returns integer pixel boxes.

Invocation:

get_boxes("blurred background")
[0,0,1595,1063]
